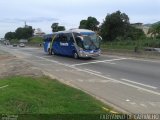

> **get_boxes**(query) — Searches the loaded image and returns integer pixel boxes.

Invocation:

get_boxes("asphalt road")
[1,45,160,114]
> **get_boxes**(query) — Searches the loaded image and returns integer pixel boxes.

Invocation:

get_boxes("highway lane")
[1,45,160,113]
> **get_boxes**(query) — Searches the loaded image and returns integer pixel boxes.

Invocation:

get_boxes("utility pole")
[24,21,28,28]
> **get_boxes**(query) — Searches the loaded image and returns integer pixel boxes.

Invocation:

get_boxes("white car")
[19,43,25,47]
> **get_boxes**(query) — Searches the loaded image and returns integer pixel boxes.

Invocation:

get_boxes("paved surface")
[1,45,160,113]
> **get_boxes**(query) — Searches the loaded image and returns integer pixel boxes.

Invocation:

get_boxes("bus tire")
[48,48,52,55]
[73,52,79,59]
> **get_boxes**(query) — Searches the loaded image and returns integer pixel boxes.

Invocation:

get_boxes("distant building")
[131,23,143,29]
[131,23,151,37]
[34,28,45,36]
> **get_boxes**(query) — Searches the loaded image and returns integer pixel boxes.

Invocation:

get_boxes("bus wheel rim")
[74,53,78,58]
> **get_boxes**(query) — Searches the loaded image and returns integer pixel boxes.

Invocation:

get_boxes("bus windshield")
[76,34,100,50]
[82,34,100,50]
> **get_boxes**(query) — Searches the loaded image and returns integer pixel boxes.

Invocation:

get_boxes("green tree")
[58,26,66,31]
[51,23,65,32]
[79,16,100,31]
[15,26,34,39]
[4,32,16,40]
[100,11,130,41]
[79,20,87,29]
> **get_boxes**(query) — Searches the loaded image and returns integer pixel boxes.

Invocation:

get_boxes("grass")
[29,37,43,43]
[0,76,111,116]
[101,38,160,51]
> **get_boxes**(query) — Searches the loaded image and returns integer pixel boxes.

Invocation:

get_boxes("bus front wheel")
[73,52,79,59]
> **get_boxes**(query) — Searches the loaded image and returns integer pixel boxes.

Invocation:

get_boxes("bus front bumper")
[78,50,101,58]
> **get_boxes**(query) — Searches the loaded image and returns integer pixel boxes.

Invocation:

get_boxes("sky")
[0,0,160,38]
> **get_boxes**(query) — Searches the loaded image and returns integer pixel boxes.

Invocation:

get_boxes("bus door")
[65,33,76,56]
[59,34,70,55]
[52,34,62,54]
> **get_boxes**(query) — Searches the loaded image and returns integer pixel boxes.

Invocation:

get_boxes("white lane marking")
[77,79,84,82]
[126,99,130,102]
[140,103,147,108]
[84,69,102,74]
[128,58,160,64]
[130,102,136,105]
[0,85,8,89]
[149,102,156,107]
[70,58,127,66]
[121,78,157,89]
[105,62,116,65]
[102,54,160,64]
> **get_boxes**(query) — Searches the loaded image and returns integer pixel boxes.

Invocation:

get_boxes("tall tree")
[79,20,87,29]
[51,23,59,32]
[15,26,34,39]
[79,16,100,31]
[100,11,130,41]
[51,23,65,32]
[4,32,16,40]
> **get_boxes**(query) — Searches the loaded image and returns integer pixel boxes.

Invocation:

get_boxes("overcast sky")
[0,0,160,38]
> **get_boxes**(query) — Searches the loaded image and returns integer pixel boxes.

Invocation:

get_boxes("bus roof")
[43,29,95,38]
[68,29,94,33]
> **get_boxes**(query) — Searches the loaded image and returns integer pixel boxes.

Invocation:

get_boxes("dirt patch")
[0,51,44,78]
[0,55,13,60]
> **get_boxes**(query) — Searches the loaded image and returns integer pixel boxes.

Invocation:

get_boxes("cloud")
[0,17,58,23]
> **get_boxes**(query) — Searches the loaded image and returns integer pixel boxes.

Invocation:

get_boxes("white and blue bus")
[43,29,102,59]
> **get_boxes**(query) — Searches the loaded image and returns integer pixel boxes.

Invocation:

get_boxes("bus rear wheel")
[48,48,52,55]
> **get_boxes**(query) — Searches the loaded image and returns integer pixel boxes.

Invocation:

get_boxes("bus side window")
[54,35,59,42]
[60,34,67,43]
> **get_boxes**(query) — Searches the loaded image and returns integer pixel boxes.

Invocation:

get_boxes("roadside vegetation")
[101,38,160,51]
[28,36,43,43]
[29,37,43,43]
[0,76,111,114]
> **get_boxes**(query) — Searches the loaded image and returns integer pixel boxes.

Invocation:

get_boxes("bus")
[43,29,102,59]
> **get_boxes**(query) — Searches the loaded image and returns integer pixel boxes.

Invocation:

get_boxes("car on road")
[19,43,25,47]
[144,47,160,53]
[13,44,17,47]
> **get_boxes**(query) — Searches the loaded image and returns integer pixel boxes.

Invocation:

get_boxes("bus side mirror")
[97,36,102,41]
